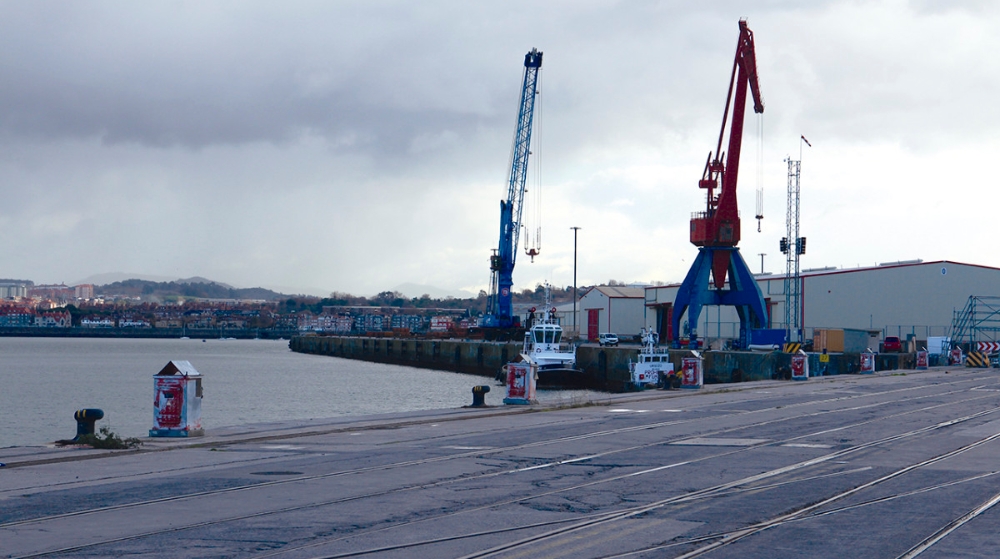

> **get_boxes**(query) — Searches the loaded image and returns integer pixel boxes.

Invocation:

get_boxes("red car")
[882,336,902,352]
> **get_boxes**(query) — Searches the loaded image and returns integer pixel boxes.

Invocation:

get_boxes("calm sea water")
[0,338,603,447]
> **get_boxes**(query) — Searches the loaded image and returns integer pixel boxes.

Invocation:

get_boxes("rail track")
[4,369,999,559]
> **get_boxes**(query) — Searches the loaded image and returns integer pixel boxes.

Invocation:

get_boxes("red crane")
[689,19,764,289]
[670,19,769,350]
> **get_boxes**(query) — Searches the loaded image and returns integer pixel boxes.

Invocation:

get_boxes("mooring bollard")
[471,385,490,407]
[73,409,104,441]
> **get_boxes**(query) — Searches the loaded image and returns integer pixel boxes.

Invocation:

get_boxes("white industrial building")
[642,260,1000,346]
[578,286,645,341]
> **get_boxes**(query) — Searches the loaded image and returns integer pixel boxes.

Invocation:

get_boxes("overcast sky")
[1,1,998,297]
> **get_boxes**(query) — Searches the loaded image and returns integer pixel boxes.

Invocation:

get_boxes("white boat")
[520,298,584,388]
[629,328,676,389]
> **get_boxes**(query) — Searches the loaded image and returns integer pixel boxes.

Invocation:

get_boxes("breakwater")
[289,335,913,391]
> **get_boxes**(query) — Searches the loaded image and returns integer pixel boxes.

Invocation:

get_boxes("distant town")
[0,277,599,336]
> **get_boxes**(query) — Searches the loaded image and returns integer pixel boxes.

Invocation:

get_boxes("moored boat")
[629,328,677,389]
[520,303,585,389]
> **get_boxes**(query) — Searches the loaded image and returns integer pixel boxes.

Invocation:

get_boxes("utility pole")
[758,253,766,274]
[571,226,581,339]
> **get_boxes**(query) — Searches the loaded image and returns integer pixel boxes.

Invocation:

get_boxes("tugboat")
[519,287,585,388]
[629,328,678,389]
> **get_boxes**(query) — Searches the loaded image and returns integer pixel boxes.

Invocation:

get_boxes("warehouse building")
[643,260,1000,347]
[579,286,645,342]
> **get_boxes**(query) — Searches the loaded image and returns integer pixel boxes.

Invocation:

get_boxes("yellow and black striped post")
[783,342,802,354]
[966,351,990,368]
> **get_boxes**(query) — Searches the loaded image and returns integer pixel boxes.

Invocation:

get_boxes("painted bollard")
[150,360,204,437]
[503,362,536,405]
[73,409,104,442]
[950,348,963,366]
[916,350,928,370]
[681,356,703,389]
[471,385,490,407]
[791,352,809,381]
[860,352,876,374]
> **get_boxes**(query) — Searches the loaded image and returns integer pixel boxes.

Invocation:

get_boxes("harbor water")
[0,338,605,447]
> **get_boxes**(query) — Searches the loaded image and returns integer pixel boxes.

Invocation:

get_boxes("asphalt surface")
[3,366,1000,558]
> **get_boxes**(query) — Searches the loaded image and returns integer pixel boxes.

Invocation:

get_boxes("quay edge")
[289,335,916,392]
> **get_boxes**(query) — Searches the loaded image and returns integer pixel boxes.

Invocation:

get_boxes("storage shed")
[579,286,645,342]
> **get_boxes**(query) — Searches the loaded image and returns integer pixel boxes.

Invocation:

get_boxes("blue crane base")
[671,247,768,350]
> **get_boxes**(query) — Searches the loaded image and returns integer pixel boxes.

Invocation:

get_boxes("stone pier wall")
[290,335,909,392]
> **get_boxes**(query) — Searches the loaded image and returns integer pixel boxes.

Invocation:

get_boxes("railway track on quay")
[3,367,1000,558]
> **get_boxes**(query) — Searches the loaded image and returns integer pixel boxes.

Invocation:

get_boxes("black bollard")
[73,409,105,441]
[471,385,490,407]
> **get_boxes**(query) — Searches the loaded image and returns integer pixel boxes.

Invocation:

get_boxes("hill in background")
[96,279,286,301]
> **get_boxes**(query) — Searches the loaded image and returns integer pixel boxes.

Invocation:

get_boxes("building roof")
[648,260,1000,290]
[591,286,645,298]
[791,259,1000,279]
[156,360,201,376]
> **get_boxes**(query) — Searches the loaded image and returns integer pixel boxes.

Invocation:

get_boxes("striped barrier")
[966,351,990,368]
[783,343,801,354]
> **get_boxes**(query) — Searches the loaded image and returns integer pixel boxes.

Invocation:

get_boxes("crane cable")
[526,70,543,259]
[755,113,765,232]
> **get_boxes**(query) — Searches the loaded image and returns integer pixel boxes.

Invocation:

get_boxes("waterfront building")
[34,311,71,328]
[0,305,34,326]
[578,286,646,342]
[644,260,1000,347]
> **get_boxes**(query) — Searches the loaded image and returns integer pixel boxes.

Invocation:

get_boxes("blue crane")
[483,48,543,330]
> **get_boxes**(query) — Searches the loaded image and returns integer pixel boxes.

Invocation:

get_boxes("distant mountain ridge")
[73,272,178,285]
[95,279,286,301]
[392,283,477,299]
[70,274,476,301]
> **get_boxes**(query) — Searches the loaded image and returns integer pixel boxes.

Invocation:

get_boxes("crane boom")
[484,48,543,329]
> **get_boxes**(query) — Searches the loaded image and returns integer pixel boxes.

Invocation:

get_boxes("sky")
[1,0,998,297]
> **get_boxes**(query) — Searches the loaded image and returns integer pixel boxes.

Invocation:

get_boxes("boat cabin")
[531,323,563,346]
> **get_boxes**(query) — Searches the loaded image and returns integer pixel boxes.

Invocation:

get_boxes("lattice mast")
[783,158,802,341]
[781,136,809,342]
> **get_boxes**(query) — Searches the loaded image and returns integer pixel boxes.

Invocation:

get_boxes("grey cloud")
[0,2,511,155]
[3,0,997,293]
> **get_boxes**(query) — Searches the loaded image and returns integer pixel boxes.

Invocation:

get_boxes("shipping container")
[813,329,845,352]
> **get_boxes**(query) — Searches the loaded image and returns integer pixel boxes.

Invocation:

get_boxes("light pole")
[571,226,581,339]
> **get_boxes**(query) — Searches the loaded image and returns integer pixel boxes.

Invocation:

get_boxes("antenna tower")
[782,158,801,342]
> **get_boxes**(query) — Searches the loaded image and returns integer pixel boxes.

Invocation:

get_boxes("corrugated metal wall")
[647,262,1000,342]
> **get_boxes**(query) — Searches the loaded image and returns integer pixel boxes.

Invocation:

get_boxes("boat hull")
[536,366,588,389]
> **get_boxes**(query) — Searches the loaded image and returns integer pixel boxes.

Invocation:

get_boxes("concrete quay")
[290,334,915,391]
[3,366,1000,558]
